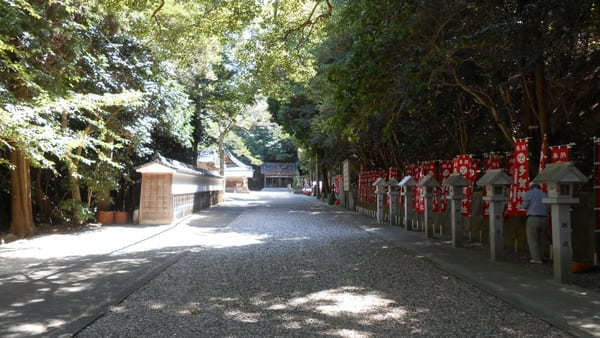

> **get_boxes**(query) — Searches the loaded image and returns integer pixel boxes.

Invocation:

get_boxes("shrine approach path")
[78,190,566,337]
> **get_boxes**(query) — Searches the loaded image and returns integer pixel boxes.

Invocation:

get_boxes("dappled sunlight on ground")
[0,191,308,337]
[286,286,407,320]
[3,191,569,337]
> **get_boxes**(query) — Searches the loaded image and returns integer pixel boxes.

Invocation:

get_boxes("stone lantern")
[373,177,388,223]
[418,174,441,238]
[399,176,418,230]
[443,174,470,247]
[387,178,401,226]
[532,162,587,284]
[477,169,511,261]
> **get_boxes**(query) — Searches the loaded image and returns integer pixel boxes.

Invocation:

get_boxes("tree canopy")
[2,0,599,234]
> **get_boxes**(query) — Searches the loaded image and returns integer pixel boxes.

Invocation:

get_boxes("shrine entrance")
[264,176,294,188]
[261,162,297,189]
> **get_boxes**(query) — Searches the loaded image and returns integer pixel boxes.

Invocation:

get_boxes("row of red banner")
[357,170,387,204]
[355,139,597,225]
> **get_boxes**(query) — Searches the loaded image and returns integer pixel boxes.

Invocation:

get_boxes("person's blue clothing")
[522,187,549,216]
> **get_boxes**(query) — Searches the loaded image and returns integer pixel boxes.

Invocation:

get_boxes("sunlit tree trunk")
[9,149,35,237]
[61,113,83,222]
[218,133,225,177]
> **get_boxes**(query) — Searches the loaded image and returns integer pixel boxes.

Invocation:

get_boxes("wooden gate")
[139,173,173,224]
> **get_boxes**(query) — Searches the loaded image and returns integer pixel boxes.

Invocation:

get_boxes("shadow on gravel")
[4,192,565,337]
[78,241,556,337]
[76,193,563,337]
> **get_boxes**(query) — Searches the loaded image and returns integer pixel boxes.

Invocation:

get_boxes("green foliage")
[57,199,96,224]
[0,0,197,229]
[267,0,600,171]
[3,0,597,231]
[99,0,259,68]
[236,124,297,163]
[233,99,298,163]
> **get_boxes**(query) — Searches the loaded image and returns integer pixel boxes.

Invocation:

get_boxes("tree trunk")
[218,134,225,177]
[192,112,203,165]
[535,61,548,139]
[67,164,82,202]
[9,149,35,237]
[34,168,50,222]
[321,167,330,197]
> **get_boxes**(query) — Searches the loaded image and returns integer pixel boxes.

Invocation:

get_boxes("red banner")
[406,165,413,208]
[550,145,570,163]
[423,162,437,177]
[453,155,473,216]
[415,164,425,213]
[387,167,401,206]
[507,139,530,216]
[468,159,480,183]
[405,166,413,178]
[539,136,548,192]
[439,161,453,212]
[421,162,438,212]
[389,167,400,180]
[334,175,342,195]
[358,170,386,204]
[485,154,503,170]
[506,152,515,177]
[483,154,504,218]
[539,137,548,172]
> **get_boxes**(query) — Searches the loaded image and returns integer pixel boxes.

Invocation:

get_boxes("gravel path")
[78,192,567,337]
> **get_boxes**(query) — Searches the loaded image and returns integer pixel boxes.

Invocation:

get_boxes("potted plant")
[113,210,128,224]
[96,188,114,225]
[98,210,114,224]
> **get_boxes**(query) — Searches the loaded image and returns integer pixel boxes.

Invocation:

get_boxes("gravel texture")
[78,192,568,337]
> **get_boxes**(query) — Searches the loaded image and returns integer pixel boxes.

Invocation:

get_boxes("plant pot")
[572,261,592,273]
[114,211,128,224]
[98,211,114,225]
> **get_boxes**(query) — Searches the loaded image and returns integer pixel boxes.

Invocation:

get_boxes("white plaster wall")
[172,173,224,195]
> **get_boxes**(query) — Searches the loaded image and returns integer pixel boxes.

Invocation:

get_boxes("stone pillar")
[488,196,506,260]
[533,162,587,284]
[403,187,413,229]
[373,178,387,223]
[399,176,417,230]
[550,201,575,283]
[449,193,463,247]
[444,174,469,248]
[477,169,511,261]
[419,175,440,238]
[424,188,434,238]
[388,178,400,226]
